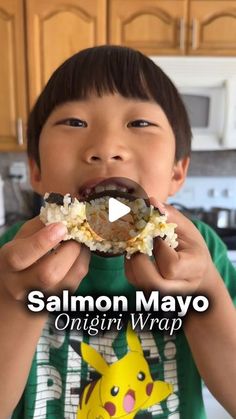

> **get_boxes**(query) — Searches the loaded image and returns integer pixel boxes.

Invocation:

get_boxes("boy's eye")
[56,118,87,127]
[127,120,156,128]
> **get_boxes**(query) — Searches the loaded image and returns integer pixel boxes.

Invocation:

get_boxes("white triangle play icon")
[108,197,131,222]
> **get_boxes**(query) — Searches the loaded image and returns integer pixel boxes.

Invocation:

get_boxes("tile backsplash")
[0,150,236,218]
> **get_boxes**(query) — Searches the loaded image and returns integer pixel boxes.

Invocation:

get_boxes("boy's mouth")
[79,177,137,200]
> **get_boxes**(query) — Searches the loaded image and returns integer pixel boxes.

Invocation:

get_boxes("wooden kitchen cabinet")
[188,1,236,55]
[0,0,27,151]
[108,0,188,55]
[108,0,236,56]
[26,0,107,108]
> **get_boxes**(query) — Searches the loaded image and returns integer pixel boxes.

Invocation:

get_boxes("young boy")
[0,45,236,419]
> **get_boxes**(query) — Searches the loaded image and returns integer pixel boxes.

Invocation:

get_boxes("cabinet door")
[0,0,27,151]
[108,0,188,55]
[26,0,107,108]
[189,1,236,55]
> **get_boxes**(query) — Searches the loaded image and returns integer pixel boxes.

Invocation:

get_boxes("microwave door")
[180,86,225,150]
[181,93,210,128]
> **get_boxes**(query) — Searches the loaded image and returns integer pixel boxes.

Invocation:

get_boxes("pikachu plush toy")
[75,324,173,419]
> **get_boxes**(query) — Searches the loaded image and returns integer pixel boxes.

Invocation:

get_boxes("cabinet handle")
[191,19,198,50]
[179,18,185,50]
[17,118,24,146]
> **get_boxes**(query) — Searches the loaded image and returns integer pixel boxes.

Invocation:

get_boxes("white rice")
[40,193,178,258]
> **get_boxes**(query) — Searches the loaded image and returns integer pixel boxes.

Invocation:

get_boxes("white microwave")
[150,57,236,151]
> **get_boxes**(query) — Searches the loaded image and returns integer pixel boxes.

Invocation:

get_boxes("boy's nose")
[83,144,130,164]
[89,154,122,162]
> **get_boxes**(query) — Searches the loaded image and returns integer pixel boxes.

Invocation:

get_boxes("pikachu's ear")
[81,342,109,375]
[126,323,143,354]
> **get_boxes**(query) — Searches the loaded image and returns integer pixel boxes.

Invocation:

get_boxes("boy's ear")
[28,157,43,195]
[169,157,190,196]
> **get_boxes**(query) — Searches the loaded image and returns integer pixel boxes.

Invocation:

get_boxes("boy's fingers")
[150,198,211,280]
[129,253,194,294]
[14,216,45,239]
[32,240,82,288]
[153,237,207,282]
[4,240,83,301]
[1,223,68,272]
[150,198,197,242]
[58,245,91,292]
[153,238,180,279]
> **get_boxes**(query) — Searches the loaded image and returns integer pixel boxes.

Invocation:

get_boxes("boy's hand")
[125,200,213,295]
[0,217,91,301]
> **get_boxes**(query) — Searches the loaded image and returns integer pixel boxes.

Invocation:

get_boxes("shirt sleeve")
[192,219,236,305]
[0,222,25,247]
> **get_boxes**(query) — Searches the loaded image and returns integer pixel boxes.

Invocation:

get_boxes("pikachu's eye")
[110,386,119,396]
[137,371,146,381]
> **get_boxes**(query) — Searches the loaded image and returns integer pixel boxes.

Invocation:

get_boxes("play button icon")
[85,177,151,245]
[108,198,131,222]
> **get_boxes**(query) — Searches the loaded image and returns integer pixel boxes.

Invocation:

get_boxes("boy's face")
[29,94,189,202]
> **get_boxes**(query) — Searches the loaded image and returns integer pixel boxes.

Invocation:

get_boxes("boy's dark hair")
[27,45,191,167]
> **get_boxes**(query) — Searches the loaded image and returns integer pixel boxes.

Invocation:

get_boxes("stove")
[168,177,236,267]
